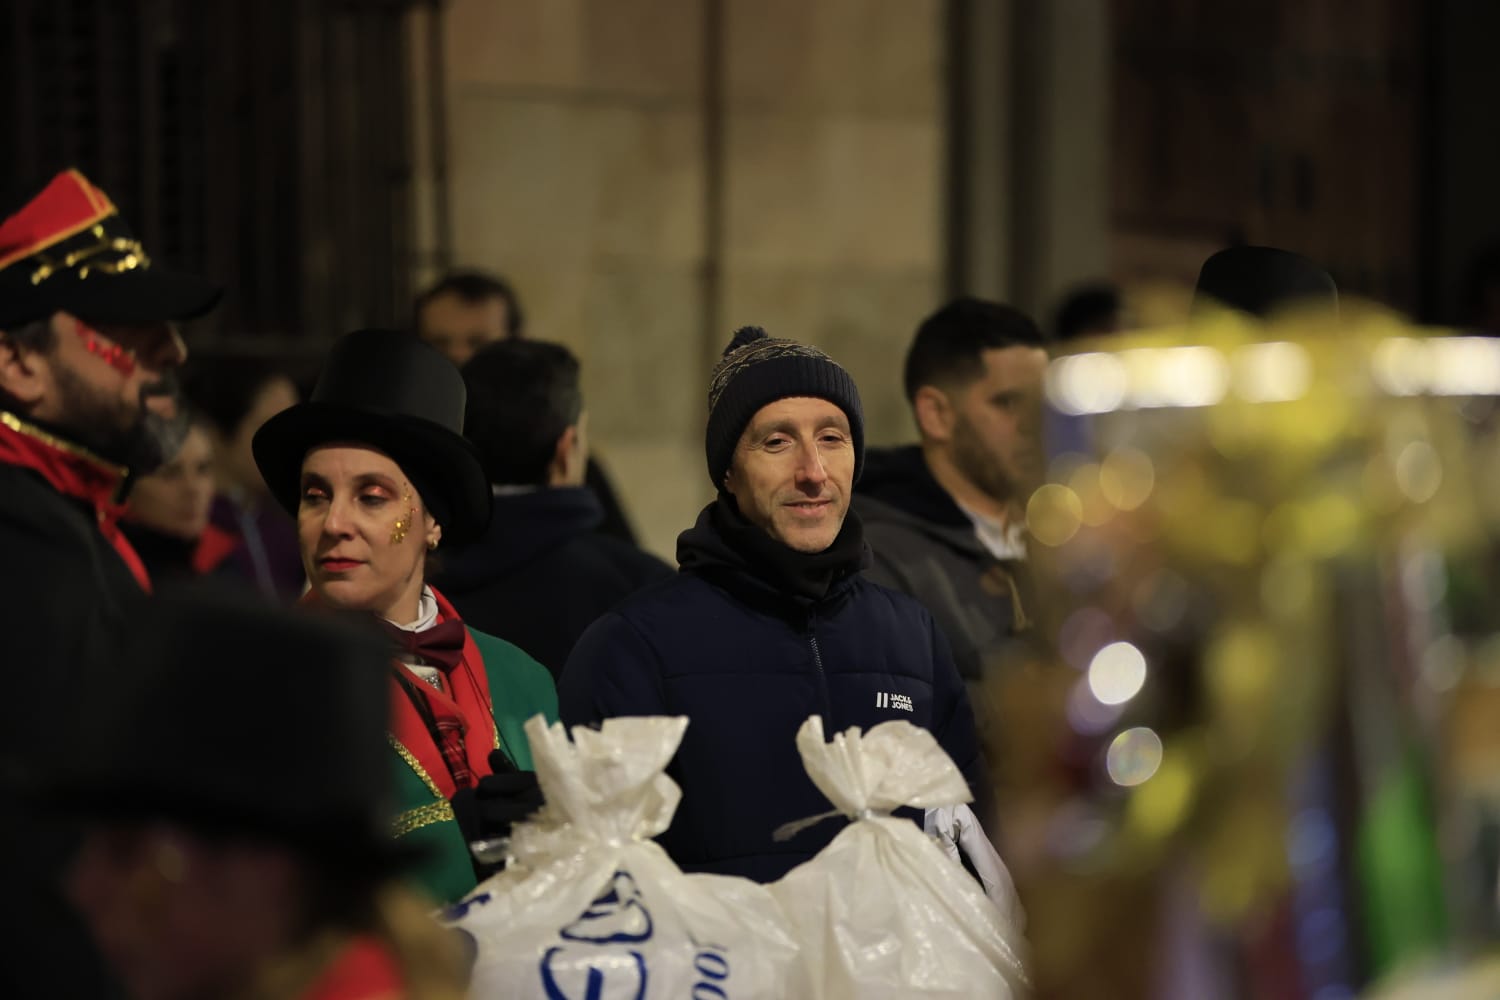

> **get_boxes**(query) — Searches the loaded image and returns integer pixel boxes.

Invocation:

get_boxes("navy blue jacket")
[557,504,988,883]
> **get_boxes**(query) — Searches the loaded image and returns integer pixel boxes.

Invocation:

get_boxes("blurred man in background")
[413,269,638,546]
[855,298,1049,692]
[0,168,218,998]
[436,339,672,679]
[413,270,524,369]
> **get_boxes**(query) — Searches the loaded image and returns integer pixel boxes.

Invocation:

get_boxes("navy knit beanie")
[704,326,865,489]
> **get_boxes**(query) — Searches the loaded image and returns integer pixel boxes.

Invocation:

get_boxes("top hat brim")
[253,401,491,546]
[0,265,222,329]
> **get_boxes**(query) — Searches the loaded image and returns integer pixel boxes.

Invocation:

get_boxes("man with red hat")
[0,169,219,998]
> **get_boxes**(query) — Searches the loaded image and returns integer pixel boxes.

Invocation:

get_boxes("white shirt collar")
[386,585,439,632]
[954,500,1028,561]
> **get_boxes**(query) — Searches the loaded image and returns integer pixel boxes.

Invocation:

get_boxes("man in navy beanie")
[558,327,989,882]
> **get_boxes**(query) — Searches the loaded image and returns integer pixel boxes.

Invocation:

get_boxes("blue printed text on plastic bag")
[541,945,648,1000]
[441,890,491,923]
[559,871,654,944]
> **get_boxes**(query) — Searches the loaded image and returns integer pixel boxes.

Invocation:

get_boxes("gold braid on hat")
[29,224,150,285]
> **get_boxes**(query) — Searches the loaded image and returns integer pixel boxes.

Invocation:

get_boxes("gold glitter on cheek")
[390,484,415,544]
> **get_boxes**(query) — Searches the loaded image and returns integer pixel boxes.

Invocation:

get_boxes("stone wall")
[409,0,944,558]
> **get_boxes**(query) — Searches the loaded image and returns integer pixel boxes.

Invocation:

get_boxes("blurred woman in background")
[121,414,240,584]
[185,357,304,599]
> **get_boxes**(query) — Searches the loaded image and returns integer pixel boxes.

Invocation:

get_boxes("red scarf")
[300,586,497,798]
[382,617,477,789]
[0,411,150,590]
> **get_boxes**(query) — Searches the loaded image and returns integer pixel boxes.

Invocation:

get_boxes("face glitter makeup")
[390,484,415,544]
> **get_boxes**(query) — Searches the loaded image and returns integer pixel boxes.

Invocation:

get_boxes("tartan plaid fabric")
[395,663,478,790]
[380,618,479,789]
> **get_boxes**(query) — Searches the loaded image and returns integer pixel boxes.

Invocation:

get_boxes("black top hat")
[1192,246,1338,319]
[0,169,220,328]
[252,329,491,545]
[34,584,415,876]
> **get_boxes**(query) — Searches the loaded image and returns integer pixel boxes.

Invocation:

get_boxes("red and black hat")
[0,169,220,329]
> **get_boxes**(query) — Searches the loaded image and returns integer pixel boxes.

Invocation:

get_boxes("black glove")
[449,752,545,877]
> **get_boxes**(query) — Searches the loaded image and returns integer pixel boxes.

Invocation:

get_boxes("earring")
[427,538,438,551]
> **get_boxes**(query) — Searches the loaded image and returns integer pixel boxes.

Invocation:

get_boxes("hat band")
[30,224,151,286]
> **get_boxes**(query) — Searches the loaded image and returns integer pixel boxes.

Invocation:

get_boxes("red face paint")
[74,322,138,377]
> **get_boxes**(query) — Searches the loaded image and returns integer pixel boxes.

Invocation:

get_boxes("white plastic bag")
[770,716,1029,999]
[924,803,1026,929]
[449,715,803,998]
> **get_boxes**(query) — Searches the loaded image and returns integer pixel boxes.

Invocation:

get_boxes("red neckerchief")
[387,588,496,793]
[299,586,496,798]
[394,656,478,790]
[0,410,150,590]
[297,935,404,1000]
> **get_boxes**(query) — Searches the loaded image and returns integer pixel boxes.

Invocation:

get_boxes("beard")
[52,365,188,475]
[951,411,1030,506]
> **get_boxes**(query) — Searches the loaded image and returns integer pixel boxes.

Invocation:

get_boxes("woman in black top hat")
[252,328,557,904]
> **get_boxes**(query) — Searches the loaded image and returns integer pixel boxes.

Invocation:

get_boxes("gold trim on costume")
[391,800,455,838]
[387,732,444,799]
[29,225,150,285]
[0,410,128,481]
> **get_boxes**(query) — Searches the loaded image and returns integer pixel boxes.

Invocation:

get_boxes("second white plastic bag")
[770,715,1029,999]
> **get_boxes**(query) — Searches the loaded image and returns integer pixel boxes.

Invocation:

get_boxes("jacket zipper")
[806,615,833,721]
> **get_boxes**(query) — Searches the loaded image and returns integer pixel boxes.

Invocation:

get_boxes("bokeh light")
[1232,341,1312,402]
[1371,337,1428,396]
[1048,353,1129,415]
[1393,440,1442,503]
[1106,726,1164,786]
[1099,447,1155,510]
[1087,641,1148,705]
[1028,483,1085,546]
[1428,337,1500,396]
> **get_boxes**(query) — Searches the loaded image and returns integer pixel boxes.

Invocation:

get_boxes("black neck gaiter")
[708,494,867,602]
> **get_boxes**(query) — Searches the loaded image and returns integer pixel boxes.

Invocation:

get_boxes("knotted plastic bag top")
[518,715,686,860]
[775,716,972,840]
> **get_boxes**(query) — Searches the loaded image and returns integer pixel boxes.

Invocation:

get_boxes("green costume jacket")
[389,590,557,903]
